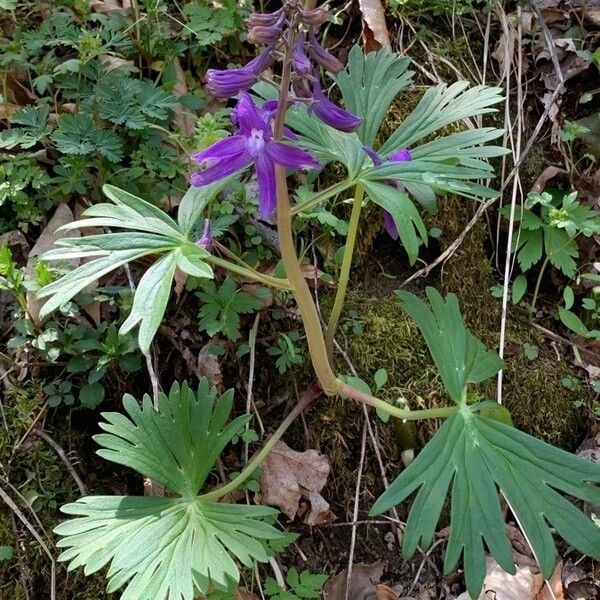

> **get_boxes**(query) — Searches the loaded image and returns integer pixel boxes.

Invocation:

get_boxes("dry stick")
[0,484,56,600]
[406,538,445,597]
[32,428,87,496]
[497,5,524,405]
[344,421,368,600]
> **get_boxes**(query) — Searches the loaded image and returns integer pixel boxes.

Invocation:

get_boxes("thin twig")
[344,421,368,600]
[32,428,87,495]
[0,484,56,600]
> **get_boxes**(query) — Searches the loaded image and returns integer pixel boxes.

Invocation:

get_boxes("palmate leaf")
[54,380,282,599]
[378,81,504,156]
[336,45,413,147]
[395,288,503,403]
[38,185,219,353]
[371,407,600,599]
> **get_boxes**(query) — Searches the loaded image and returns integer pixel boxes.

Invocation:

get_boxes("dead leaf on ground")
[26,204,78,324]
[536,561,563,600]
[375,583,400,600]
[98,54,135,72]
[455,556,562,599]
[197,342,223,388]
[530,166,568,194]
[89,0,130,13]
[357,0,390,52]
[260,441,334,525]
[234,588,260,600]
[171,58,195,136]
[324,562,386,600]
[561,559,597,599]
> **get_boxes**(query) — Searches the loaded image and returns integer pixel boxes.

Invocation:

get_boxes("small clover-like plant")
[371,288,600,598]
[54,379,282,599]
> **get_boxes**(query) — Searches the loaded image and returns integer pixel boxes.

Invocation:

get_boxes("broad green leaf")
[371,407,600,599]
[395,288,503,403]
[177,179,232,235]
[120,251,179,354]
[54,381,282,599]
[178,242,213,279]
[511,274,527,304]
[362,180,427,264]
[336,45,413,147]
[558,307,590,337]
[514,229,543,272]
[38,248,155,317]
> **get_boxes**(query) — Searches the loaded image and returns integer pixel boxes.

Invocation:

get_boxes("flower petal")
[363,145,383,166]
[312,78,362,133]
[389,148,412,162]
[308,28,344,73]
[191,151,252,187]
[192,135,248,165]
[232,91,270,137]
[382,210,399,240]
[266,141,321,170]
[255,153,277,218]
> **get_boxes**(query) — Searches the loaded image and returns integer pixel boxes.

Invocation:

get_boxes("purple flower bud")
[308,28,344,74]
[362,145,383,166]
[312,77,362,133]
[196,219,213,252]
[298,6,331,26]
[247,11,285,45]
[389,148,412,162]
[246,9,283,29]
[205,45,275,98]
[292,33,312,74]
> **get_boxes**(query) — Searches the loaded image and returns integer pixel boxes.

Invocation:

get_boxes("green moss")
[0,382,112,599]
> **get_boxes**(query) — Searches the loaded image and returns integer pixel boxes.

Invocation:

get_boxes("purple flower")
[311,76,362,133]
[292,33,312,75]
[308,28,344,73]
[205,45,275,98]
[363,146,413,240]
[191,92,321,218]
[247,11,285,45]
[196,219,213,251]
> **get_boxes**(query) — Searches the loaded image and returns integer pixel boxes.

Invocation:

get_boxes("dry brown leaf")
[376,583,400,600]
[530,166,568,194]
[234,588,260,600]
[26,204,78,324]
[260,441,334,525]
[0,103,19,120]
[536,561,563,600]
[323,562,386,600]
[171,58,195,136]
[173,267,187,301]
[89,0,128,13]
[197,342,223,388]
[357,0,390,52]
[98,54,135,72]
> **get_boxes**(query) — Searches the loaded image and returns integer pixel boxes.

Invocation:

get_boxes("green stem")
[325,183,364,363]
[338,382,458,421]
[199,385,320,501]
[290,179,355,215]
[530,255,550,316]
[206,255,292,291]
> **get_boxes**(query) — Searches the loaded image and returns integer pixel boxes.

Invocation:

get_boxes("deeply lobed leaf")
[372,408,600,599]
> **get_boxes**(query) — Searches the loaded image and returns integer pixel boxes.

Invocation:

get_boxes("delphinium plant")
[37,2,600,598]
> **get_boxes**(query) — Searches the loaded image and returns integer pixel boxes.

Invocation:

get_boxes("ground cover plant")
[2,0,600,599]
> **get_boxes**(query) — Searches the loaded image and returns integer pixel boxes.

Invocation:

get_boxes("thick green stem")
[206,255,292,290]
[325,183,364,362]
[290,179,355,215]
[530,255,550,316]
[199,385,320,501]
